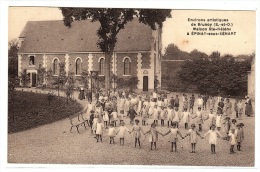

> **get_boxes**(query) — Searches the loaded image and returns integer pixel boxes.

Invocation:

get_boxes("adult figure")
[170,97,175,108]
[225,98,232,117]
[78,87,85,100]
[203,94,208,110]
[218,98,225,114]
[245,96,253,117]
[189,95,195,113]
[197,95,203,109]
[208,96,215,111]
[174,95,179,108]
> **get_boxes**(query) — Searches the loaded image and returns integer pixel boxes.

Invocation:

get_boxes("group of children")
[84,91,245,154]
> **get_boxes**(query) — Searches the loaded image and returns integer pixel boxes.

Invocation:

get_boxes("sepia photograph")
[1,0,259,170]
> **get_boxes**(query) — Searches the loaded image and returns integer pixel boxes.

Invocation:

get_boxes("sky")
[8,7,256,56]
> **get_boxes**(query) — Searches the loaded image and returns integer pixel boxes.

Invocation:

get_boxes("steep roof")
[18,19,153,53]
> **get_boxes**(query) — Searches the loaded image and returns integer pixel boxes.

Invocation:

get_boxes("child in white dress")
[181,108,191,130]
[160,106,166,126]
[204,109,216,130]
[183,124,203,153]
[103,110,109,129]
[92,114,99,136]
[228,128,237,154]
[215,108,223,131]
[95,118,104,142]
[193,107,204,132]
[172,107,180,128]
[144,123,163,150]
[108,123,117,144]
[203,124,223,154]
[163,122,184,152]
[117,121,130,146]
[153,105,160,125]
[141,105,148,126]
[166,106,173,128]
[111,109,118,127]
[130,119,144,148]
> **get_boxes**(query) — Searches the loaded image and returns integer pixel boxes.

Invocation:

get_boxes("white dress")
[160,109,166,120]
[108,127,117,137]
[96,122,104,135]
[153,108,160,120]
[112,112,118,121]
[166,108,173,121]
[103,111,109,122]
[182,111,190,123]
[117,126,129,138]
[204,130,222,145]
[215,115,222,128]
[172,110,179,122]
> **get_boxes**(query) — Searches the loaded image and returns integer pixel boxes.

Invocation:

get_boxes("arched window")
[53,59,59,75]
[124,58,131,75]
[76,58,82,75]
[99,58,105,75]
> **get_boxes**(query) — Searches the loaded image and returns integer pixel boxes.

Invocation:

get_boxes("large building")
[18,19,162,91]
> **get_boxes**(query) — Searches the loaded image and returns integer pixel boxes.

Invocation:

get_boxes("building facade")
[18,19,162,91]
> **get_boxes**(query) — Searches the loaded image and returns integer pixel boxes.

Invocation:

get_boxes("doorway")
[143,76,148,91]
[32,73,37,87]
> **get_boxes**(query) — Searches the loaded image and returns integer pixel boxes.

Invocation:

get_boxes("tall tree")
[8,39,19,78]
[60,8,171,95]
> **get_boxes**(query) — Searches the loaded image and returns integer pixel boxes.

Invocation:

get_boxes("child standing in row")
[215,108,223,131]
[203,124,223,154]
[130,119,144,148]
[228,128,237,154]
[172,107,180,128]
[144,123,164,150]
[204,109,216,130]
[96,118,104,142]
[236,123,244,151]
[160,106,166,126]
[108,123,117,144]
[163,122,184,152]
[103,110,109,129]
[182,108,190,130]
[117,121,130,146]
[141,105,148,126]
[183,124,203,153]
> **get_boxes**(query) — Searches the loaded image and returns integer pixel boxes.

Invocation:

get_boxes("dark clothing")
[89,113,94,127]
[174,98,179,107]
[170,99,175,107]
[128,109,137,121]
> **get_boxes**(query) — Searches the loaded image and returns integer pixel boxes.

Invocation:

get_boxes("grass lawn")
[8,91,83,133]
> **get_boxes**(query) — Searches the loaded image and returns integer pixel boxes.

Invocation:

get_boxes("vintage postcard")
[1,0,259,171]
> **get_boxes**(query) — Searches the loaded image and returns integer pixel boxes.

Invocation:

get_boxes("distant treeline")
[161,43,254,97]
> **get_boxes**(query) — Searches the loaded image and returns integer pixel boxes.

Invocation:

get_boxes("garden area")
[8,90,82,133]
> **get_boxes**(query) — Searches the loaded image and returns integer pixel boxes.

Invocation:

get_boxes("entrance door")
[143,76,148,91]
[32,73,37,87]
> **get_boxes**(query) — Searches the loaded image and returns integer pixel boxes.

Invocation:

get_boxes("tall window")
[124,58,131,75]
[76,58,81,75]
[53,59,59,75]
[99,58,105,75]
[29,56,35,66]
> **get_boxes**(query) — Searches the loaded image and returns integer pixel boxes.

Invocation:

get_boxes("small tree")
[78,69,89,90]
[19,69,30,87]
[65,72,76,103]
[52,62,67,97]
[37,67,46,87]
